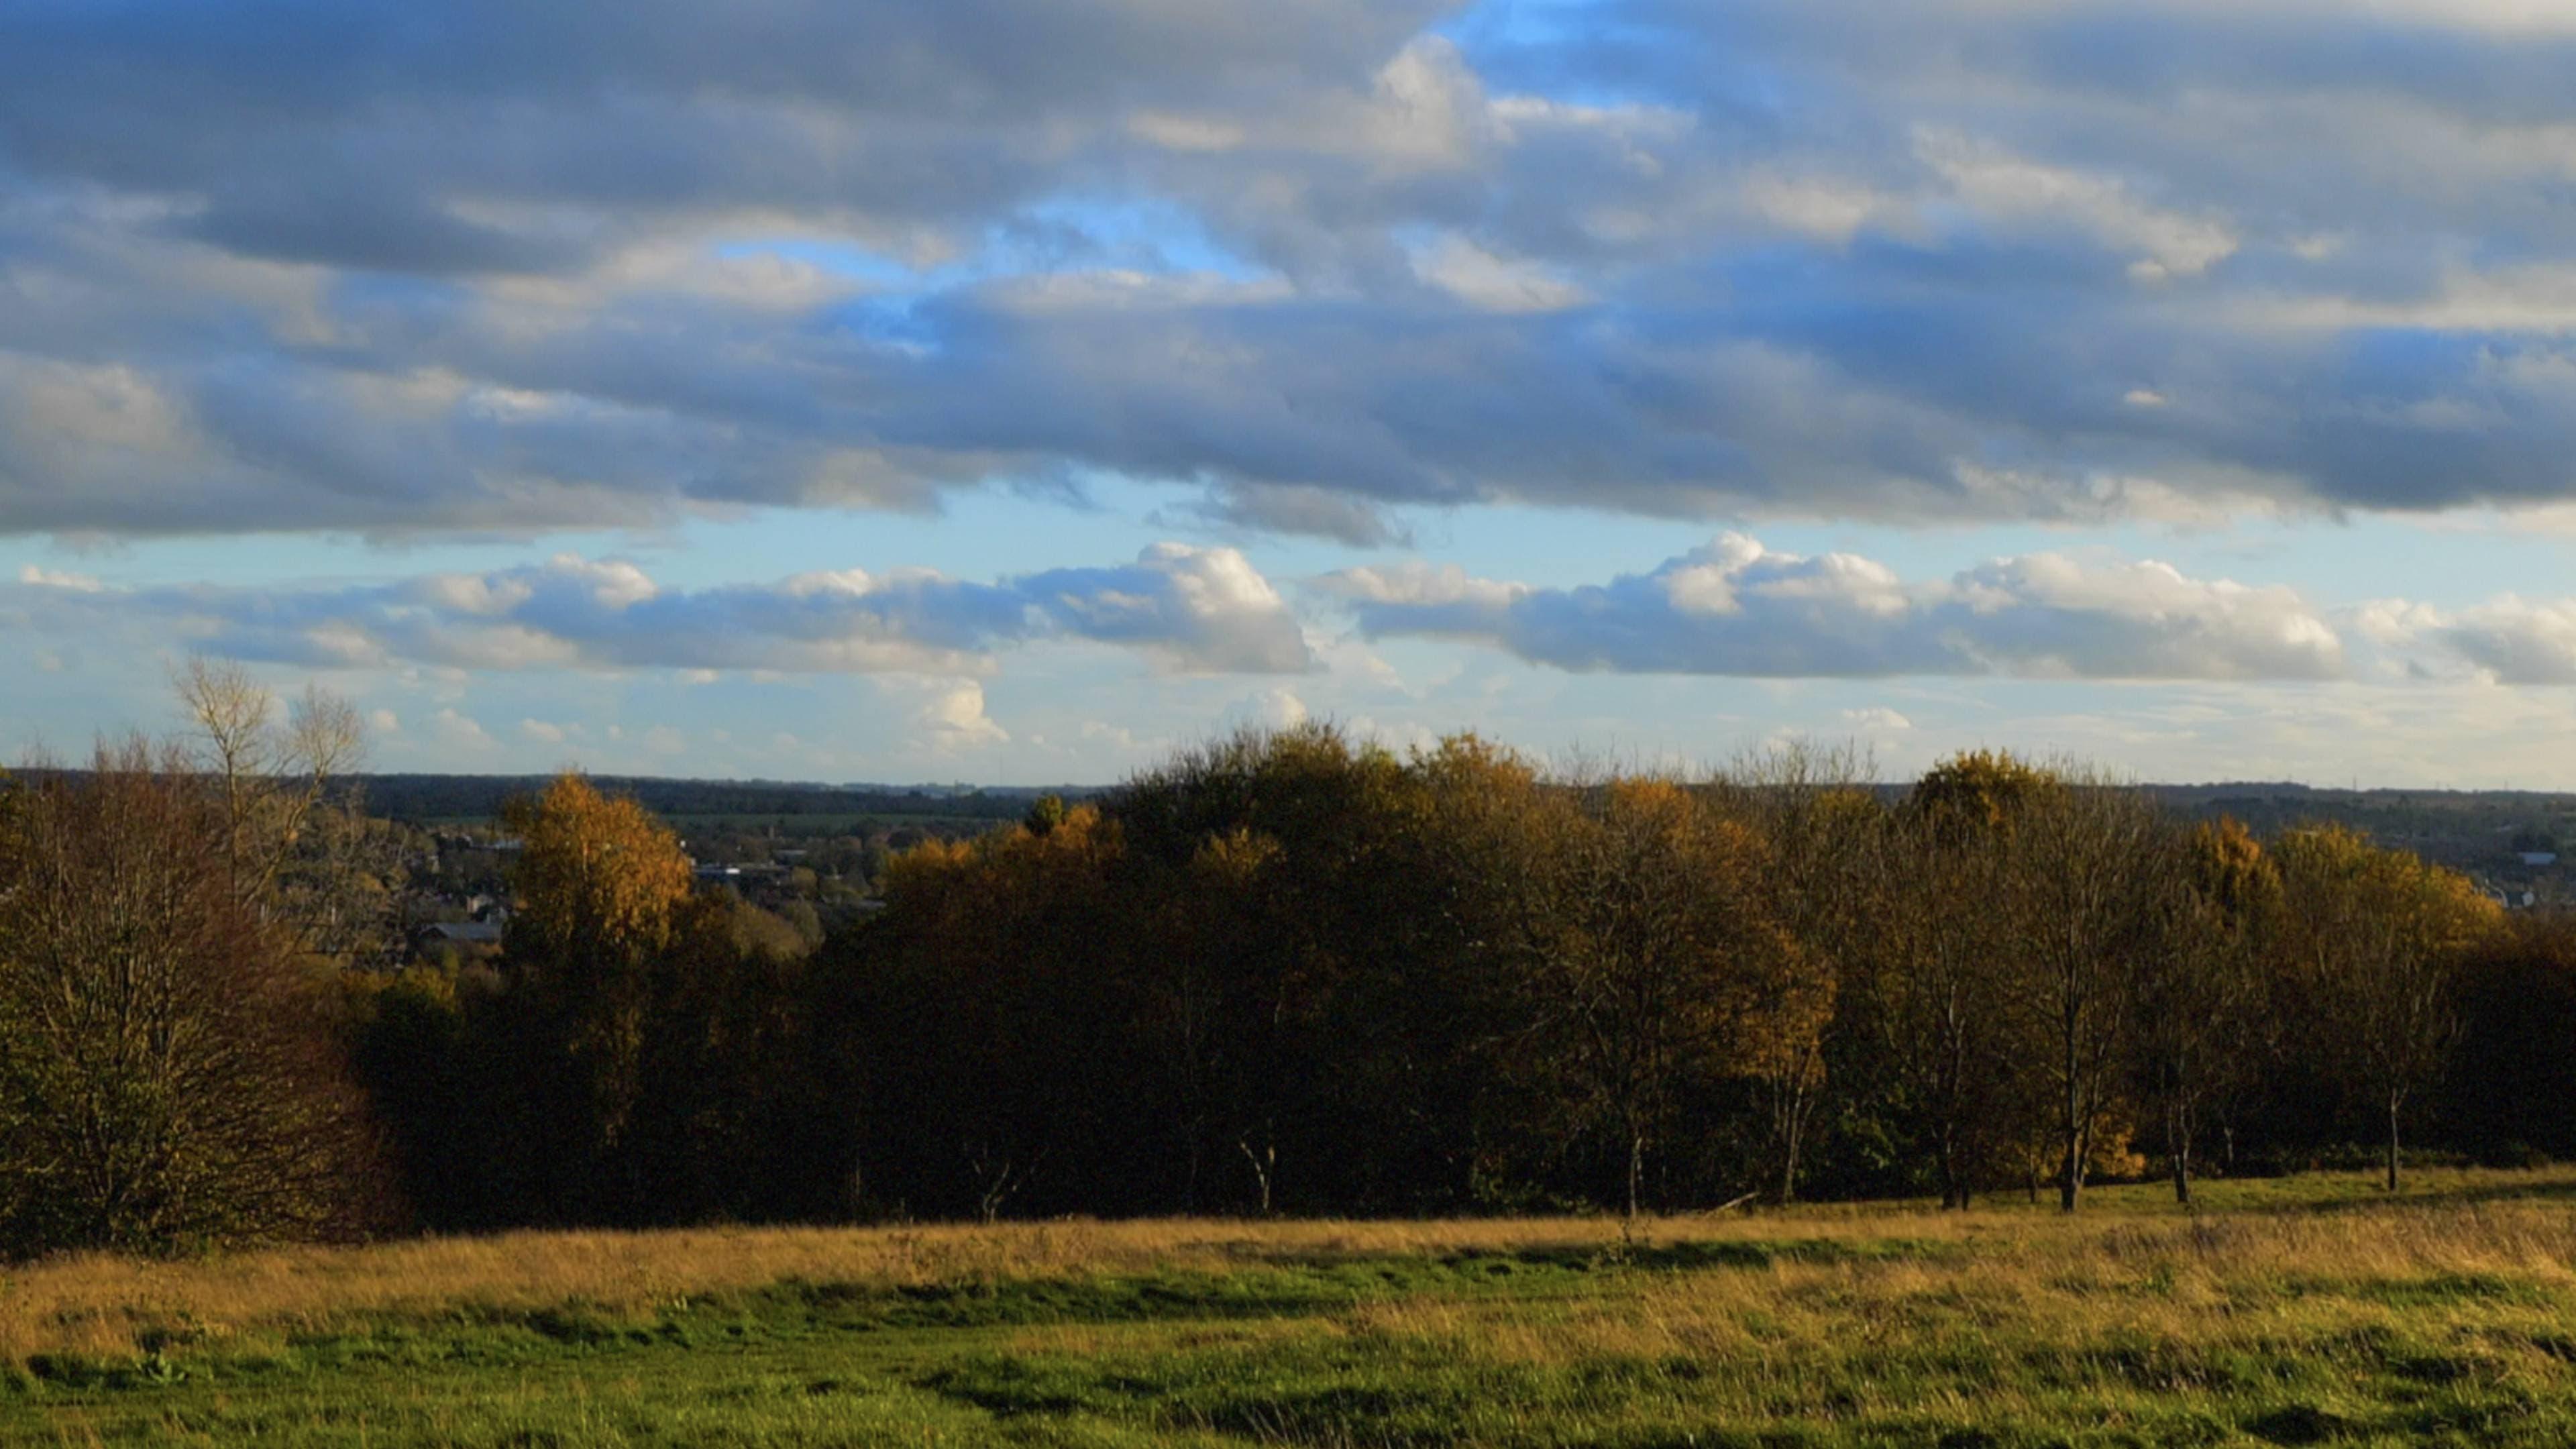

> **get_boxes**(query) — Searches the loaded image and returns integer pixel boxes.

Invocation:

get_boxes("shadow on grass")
[2284,1174,2576,1216]
[770,1235,1953,1333]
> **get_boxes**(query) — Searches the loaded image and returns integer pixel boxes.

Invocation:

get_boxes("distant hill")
[339,772,2576,878]
[353,773,1093,828]
[2138,782,2576,880]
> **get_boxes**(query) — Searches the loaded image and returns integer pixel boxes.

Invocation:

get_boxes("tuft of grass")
[7,1167,2576,1445]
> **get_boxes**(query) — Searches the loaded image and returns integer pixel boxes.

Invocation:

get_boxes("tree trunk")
[2059,1032,2082,1214]
[1626,1131,1644,1221]
[1779,1108,1803,1207]
[2169,1099,2192,1207]
[2386,1094,2402,1193]
[1238,1136,1275,1217]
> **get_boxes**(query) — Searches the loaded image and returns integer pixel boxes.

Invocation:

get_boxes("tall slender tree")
[500,773,696,1213]
[1527,779,1807,1218]
[2273,826,2498,1191]
[2133,818,2275,1204]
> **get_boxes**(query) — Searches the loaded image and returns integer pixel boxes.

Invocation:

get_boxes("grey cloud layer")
[11,1,2576,535]
[21,534,2576,688]
[4,543,1313,676]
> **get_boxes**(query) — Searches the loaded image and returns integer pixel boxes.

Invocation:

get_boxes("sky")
[12,1,2576,786]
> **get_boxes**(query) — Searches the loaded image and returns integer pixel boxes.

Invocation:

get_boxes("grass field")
[10,1169,2576,1446]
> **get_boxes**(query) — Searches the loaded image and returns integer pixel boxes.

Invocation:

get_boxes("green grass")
[10,1171,2576,1446]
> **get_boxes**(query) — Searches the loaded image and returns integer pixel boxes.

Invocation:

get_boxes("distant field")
[659,811,1000,835]
[10,1169,2576,1446]
[422,804,994,830]
[417,811,999,835]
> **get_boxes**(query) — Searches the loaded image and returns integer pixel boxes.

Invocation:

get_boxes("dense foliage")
[352,726,2565,1229]
[10,692,2576,1254]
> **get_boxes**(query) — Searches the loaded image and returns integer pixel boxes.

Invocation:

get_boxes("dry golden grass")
[7,1165,2574,1370]
[0,1214,1668,1363]
[15,1169,2576,1448]
[1269,1179,2576,1435]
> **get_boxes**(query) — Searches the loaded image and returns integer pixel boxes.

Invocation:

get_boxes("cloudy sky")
[11,0,2576,785]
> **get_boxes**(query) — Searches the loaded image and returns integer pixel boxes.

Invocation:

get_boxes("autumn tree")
[1158,825,1287,1212]
[1107,724,1445,1215]
[1713,742,1877,1203]
[1880,751,2061,1208]
[2272,826,2498,1191]
[1392,734,1568,1208]
[2133,818,2277,1203]
[500,773,696,1212]
[1527,777,1810,1218]
[852,800,1132,1220]
[0,741,380,1255]
[1908,750,2059,847]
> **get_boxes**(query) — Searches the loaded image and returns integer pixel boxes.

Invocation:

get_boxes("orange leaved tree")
[500,773,695,1209]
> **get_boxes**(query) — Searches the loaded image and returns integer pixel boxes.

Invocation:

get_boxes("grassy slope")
[9,1169,2576,1446]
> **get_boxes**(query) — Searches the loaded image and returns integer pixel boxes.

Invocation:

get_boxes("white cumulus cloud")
[1324,533,2347,682]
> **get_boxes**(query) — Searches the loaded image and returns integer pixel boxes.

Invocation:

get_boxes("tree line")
[1,678,2570,1258]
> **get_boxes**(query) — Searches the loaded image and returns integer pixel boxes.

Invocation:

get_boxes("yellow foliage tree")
[504,774,694,963]
[501,774,696,1165]
[1904,749,2061,845]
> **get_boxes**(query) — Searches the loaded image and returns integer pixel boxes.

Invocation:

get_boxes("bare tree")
[174,657,367,920]
[1997,773,2175,1214]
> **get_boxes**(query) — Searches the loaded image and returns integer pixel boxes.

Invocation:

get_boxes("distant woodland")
[356,773,1057,828]
[5,665,2576,1258]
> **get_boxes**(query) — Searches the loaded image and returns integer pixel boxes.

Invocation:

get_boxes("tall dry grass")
[8,1167,2575,1369]
[0,1215,1681,1363]
[1278,1186,2576,1434]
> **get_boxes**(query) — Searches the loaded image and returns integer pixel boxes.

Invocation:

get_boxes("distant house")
[692,861,786,885]
[2522,851,2559,867]
[420,921,504,947]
